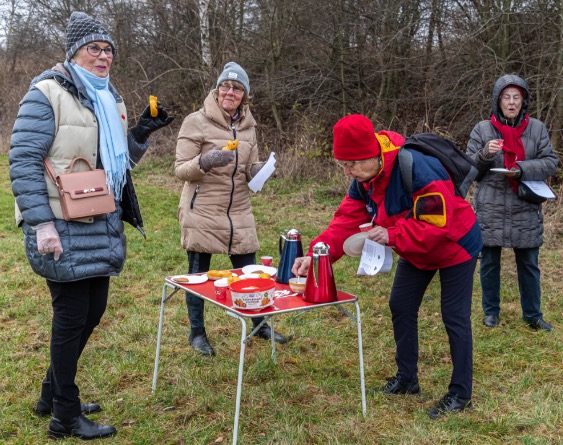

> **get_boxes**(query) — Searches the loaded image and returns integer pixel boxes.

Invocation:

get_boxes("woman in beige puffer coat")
[175,62,288,356]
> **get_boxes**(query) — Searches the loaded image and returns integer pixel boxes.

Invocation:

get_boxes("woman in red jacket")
[293,115,482,419]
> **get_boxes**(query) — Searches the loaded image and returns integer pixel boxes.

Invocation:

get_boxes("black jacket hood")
[491,74,529,126]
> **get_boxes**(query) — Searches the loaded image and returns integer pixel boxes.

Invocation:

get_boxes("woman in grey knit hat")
[9,11,174,440]
[175,62,288,357]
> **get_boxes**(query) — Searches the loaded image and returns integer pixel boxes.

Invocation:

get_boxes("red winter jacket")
[309,131,482,270]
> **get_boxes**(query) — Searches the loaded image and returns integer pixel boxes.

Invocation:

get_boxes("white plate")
[171,274,208,284]
[241,265,277,276]
[343,232,368,257]
[490,168,512,173]
[239,274,260,279]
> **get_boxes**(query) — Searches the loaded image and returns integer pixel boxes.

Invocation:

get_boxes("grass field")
[1,153,561,444]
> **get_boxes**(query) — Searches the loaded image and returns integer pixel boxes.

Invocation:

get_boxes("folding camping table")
[152,270,366,445]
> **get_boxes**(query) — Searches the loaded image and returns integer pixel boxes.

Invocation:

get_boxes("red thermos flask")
[303,242,338,303]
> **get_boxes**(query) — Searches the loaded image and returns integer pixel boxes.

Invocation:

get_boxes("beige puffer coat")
[175,90,260,254]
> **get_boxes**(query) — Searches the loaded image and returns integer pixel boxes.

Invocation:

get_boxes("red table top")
[165,269,357,318]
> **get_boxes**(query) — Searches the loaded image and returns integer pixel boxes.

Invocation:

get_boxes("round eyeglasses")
[334,158,378,169]
[218,83,244,95]
[85,45,114,58]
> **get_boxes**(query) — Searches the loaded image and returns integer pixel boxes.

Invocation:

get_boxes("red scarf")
[490,114,529,191]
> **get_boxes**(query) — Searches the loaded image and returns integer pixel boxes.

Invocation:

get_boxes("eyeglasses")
[219,83,244,95]
[85,45,114,58]
[334,158,378,169]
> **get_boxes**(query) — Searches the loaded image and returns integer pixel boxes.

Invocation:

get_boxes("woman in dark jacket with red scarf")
[467,74,559,331]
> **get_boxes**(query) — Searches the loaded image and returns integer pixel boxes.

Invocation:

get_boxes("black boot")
[48,415,116,440]
[189,328,215,356]
[255,325,289,344]
[34,398,101,417]
[370,375,420,395]
[427,393,472,419]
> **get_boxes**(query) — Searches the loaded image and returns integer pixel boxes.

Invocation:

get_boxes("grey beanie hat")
[65,11,115,60]
[216,62,250,95]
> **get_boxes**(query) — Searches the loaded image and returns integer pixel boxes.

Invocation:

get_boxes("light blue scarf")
[72,63,129,200]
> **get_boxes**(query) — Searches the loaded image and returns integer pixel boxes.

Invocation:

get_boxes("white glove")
[33,221,63,261]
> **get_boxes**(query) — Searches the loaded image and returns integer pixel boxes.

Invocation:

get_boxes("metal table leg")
[354,300,366,416]
[269,315,276,363]
[336,302,366,416]
[152,283,179,393]
[224,312,248,445]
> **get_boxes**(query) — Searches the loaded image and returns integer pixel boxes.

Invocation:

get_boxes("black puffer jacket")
[466,74,559,248]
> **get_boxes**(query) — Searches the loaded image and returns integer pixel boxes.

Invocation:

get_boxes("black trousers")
[42,277,109,421]
[389,258,476,399]
[185,252,265,329]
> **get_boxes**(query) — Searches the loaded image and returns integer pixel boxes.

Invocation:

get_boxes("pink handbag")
[44,157,116,221]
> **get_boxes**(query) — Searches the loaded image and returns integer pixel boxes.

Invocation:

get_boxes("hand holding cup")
[488,139,504,154]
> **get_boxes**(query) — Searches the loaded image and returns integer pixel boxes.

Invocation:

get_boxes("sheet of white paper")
[521,181,556,199]
[248,152,276,193]
[357,239,393,276]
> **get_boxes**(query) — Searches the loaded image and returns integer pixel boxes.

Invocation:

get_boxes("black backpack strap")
[397,148,413,197]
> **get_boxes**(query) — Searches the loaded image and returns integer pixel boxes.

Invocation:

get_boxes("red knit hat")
[501,84,525,98]
[333,115,380,161]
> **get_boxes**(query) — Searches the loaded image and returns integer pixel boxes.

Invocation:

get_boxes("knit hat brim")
[500,85,525,98]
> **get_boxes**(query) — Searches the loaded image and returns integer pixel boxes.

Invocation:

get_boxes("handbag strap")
[44,157,96,185]
[44,158,59,185]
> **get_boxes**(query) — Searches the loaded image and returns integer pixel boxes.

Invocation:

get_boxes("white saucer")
[241,265,277,276]
[239,274,260,279]
[170,274,208,284]
[343,232,368,257]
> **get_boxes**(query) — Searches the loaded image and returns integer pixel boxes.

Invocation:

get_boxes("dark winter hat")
[65,11,115,60]
[492,74,529,119]
[216,62,250,95]
[333,115,380,161]
[500,84,525,98]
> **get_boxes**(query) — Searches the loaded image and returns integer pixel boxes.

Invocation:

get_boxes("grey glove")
[250,162,265,178]
[199,148,235,172]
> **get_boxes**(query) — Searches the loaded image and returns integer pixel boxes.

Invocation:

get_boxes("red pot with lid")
[229,278,275,310]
